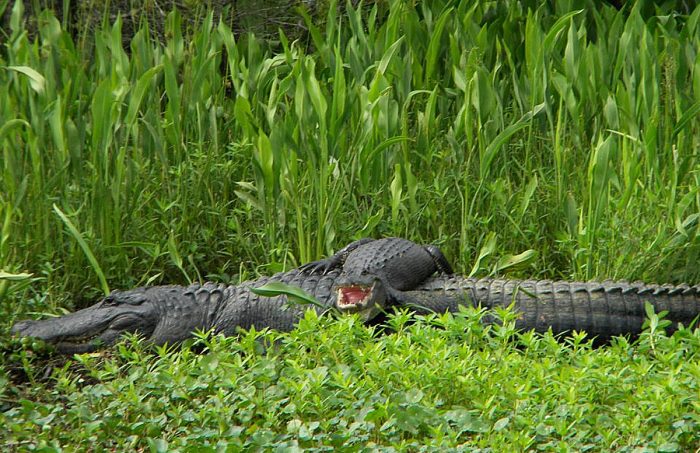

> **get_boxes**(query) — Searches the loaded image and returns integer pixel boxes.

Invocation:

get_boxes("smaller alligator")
[391,275,700,342]
[10,238,450,353]
[301,237,452,310]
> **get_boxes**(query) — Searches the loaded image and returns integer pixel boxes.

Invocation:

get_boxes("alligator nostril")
[10,320,33,333]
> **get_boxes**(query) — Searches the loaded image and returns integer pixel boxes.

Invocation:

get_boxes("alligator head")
[333,273,392,321]
[10,286,206,354]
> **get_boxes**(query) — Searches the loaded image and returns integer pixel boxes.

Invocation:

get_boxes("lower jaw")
[56,335,106,352]
[337,303,367,313]
[337,304,380,322]
[56,343,97,353]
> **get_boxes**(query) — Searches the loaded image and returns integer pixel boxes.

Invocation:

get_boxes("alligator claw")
[299,259,335,275]
[425,244,454,275]
[300,238,377,275]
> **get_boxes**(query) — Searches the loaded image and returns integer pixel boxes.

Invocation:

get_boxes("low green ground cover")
[1,0,700,450]
[3,309,700,451]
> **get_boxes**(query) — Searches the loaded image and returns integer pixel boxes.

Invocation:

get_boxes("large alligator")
[10,237,451,353]
[392,275,700,342]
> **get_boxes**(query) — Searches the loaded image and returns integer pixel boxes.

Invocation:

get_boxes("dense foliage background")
[1,0,699,450]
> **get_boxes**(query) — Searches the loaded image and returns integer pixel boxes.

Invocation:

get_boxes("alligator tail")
[403,278,700,340]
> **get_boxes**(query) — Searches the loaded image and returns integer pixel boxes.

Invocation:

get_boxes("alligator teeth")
[60,331,101,344]
[337,285,372,309]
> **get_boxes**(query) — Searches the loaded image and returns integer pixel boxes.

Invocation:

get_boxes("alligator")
[10,237,451,353]
[11,236,700,352]
[391,275,700,342]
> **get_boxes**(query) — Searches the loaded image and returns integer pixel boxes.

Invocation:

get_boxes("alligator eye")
[125,295,147,305]
[102,294,121,306]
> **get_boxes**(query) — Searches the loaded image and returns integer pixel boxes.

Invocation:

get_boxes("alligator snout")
[11,320,39,336]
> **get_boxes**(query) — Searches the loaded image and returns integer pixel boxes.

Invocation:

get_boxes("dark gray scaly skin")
[393,275,700,341]
[10,238,449,353]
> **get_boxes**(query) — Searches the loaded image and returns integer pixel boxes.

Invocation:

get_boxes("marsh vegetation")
[1,0,699,450]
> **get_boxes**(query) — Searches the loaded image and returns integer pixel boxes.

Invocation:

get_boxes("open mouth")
[336,284,375,311]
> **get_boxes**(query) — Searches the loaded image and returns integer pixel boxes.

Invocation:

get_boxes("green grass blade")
[0,271,33,280]
[672,101,700,138]
[424,7,453,84]
[53,204,109,295]
[480,102,545,179]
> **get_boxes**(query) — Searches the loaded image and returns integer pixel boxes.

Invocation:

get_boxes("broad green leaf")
[377,36,404,75]
[672,101,700,138]
[234,95,255,136]
[564,21,580,82]
[252,282,326,309]
[405,163,418,213]
[167,232,190,284]
[7,0,21,32]
[494,249,537,273]
[518,174,538,221]
[360,208,385,235]
[90,78,114,152]
[49,96,67,158]
[453,66,467,92]
[425,7,453,83]
[125,64,163,128]
[163,53,182,146]
[6,66,46,95]
[471,67,496,123]
[390,164,403,226]
[469,232,497,277]
[367,136,411,162]
[588,135,614,208]
[443,408,489,434]
[543,10,584,51]
[603,95,619,129]
[304,59,327,127]
[255,131,275,200]
[0,119,30,142]
[330,45,346,128]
